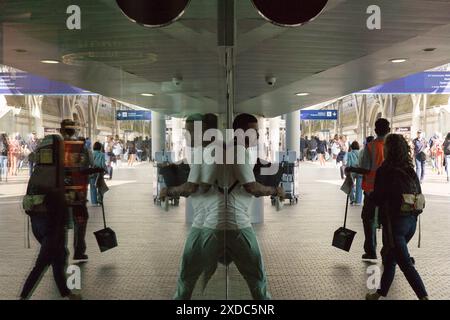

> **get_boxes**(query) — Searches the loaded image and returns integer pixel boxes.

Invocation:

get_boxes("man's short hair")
[203,113,218,131]
[233,113,257,131]
[185,113,203,123]
[374,118,390,136]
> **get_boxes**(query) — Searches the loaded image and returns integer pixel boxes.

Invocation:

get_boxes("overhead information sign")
[0,72,92,95]
[116,110,152,121]
[360,72,450,94]
[301,110,338,121]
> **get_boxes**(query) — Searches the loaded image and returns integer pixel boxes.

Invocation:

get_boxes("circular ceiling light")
[296,92,310,97]
[141,93,155,97]
[116,0,191,28]
[40,59,60,64]
[251,0,328,27]
[390,58,408,63]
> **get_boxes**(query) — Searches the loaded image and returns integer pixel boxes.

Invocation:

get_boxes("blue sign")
[0,72,92,95]
[301,110,338,121]
[359,72,450,94]
[116,110,152,121]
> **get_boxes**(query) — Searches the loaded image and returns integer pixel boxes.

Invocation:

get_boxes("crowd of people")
[0,132,39,181]
[0,132,152,183]
[300,130,450,185]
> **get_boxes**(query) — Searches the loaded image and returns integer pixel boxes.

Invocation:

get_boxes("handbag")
[417,152,427,162]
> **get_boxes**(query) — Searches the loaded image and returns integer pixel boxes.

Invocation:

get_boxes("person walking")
[26,132,39,176]
[8,134,21,176]
[412,130,428,183]
[345,141,363,206]
[127,142,137,166]
[0,133,9,182]
[366,134,428,300]
[317,136,327,166]
[346,118,391,260]
[443,132,450,183]
[433,133,444,176]
[89,142,108,206]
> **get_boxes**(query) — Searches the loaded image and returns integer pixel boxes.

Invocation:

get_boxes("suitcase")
[332,194,357,252]
[94,202,118,252]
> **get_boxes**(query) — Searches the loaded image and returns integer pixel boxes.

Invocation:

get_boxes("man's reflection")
[160,113,219,300]
[202,113,284,300]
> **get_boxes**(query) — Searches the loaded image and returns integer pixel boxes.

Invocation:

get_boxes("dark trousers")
[378,215,428,299]
[72,206,88,257]
[362,192,377,256]
[28,161,35,177]
[20,215,70,299]
[415,158,426,182]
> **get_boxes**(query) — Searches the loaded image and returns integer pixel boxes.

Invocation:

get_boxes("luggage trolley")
[152,151,190,208]
[272,151,299,205]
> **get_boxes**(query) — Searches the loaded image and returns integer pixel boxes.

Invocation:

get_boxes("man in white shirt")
[160,114,219,300]
[201,113,284,300]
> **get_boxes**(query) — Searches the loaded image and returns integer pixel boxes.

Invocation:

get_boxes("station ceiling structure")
[2,0,450,117]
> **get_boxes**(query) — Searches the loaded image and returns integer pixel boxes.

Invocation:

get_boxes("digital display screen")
[39,149,53,164]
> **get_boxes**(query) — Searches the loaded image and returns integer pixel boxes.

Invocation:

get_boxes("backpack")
[444,140,450,156]
[394,167,425,215]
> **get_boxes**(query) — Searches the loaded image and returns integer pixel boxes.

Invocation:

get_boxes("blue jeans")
[378,215,428,299]
[415,157,426,182]
[350,175,363,204]
[0,155,7,180]
[89,176,98,205]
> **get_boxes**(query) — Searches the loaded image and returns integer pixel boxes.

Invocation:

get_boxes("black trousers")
[72,205,89,257]
[20,215,70,299]
[361,192,377,256]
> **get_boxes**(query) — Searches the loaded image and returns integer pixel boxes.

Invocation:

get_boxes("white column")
[171,117,184,162]
[411,94,423,136]
[256,115,268,160]
[151,111,166,160]
[285,110,300,159]
[269,116,281,162]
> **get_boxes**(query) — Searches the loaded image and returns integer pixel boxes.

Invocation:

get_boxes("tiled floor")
[1,162,449,300]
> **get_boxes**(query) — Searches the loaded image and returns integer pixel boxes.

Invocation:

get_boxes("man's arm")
[160,182,199,200]
[243,182,285,200]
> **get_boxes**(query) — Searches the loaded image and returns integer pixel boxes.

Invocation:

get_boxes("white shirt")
[187,145,220,229]
[203,144,256,230]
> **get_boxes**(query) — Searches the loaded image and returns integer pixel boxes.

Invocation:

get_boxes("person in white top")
[160,113,219,300]
[201,113,285,300]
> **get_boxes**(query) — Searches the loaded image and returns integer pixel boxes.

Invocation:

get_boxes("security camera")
[172,77,183,86]
[266,76,277,86]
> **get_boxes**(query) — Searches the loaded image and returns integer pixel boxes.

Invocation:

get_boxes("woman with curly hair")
[366,134,428,300]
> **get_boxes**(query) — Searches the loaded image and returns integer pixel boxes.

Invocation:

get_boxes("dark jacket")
[373,163,422,225]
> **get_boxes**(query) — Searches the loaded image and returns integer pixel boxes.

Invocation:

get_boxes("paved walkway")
[0,161,449,300]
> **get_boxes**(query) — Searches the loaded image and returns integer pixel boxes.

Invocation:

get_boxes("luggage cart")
[152,151,191,208]
[271,151,299,206]
[152,151,181,207]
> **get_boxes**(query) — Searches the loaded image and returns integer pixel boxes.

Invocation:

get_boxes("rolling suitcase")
[332,194,357,252]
